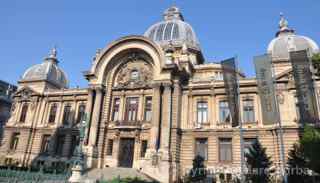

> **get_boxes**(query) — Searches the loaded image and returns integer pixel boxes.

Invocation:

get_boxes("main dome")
[21,48,69,89]
[144,6,200,50]
[267,14,319,60]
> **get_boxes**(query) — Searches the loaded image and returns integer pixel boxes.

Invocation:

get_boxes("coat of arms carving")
[115,57,153,89]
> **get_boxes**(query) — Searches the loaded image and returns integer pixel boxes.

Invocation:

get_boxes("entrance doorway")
[118,138,135,168]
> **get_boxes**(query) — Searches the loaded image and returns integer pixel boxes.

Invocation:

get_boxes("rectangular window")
[219,138,232,162]
[69,135,79,157]
[243,99,255,123]
[140,140,148,158]
[197,101,208,124]
[219,101,230,123]
[106,139,113,156]
[144,97,152,121]
[55,135,65,156]
[63,105,72,125]
[19,104,28,122]
[244,138,257,156]
[76,104,86,124]
[40,134,51,154]
[10,132,20,151]
[295,95,300,120]
[112,98,120,121]
[48,104,57,124]
[125,97,139,121]
[195,138,208,160]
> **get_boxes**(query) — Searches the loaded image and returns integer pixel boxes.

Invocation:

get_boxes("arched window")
[19,103,28,122]
[76,104,86,124]
[48,104,58,124]
[63,105,72,126]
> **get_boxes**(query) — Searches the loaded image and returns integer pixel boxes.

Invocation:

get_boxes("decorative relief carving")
[115,56,153,89]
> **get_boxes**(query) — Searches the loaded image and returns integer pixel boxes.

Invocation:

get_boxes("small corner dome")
[267,14,319,60]
[21,48,69,89]
[144,6,200,50]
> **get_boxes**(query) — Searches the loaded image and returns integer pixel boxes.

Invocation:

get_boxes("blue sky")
[1,0,319,88]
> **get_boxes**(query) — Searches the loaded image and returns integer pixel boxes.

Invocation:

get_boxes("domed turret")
[144,6,200,50]
[20,47,69,90]
[267,13,319,60]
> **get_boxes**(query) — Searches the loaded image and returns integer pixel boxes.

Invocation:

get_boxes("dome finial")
[279,12,288,30]
[163,6,184,21]
[45,46,59,64]
[49,46,57,58]
[275,12,294,37]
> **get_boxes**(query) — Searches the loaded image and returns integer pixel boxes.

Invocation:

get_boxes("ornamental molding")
[114,55,153,89]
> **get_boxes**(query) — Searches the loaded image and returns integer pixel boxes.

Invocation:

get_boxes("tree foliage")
[287,143,311,183]
[300,125,320,174]
[245,139,272,183]
[186,155,207,182]
[312,53,320,76]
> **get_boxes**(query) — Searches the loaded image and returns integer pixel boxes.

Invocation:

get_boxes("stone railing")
[114,120,142,127]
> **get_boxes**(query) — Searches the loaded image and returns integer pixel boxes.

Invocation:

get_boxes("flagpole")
[270,55,288,183]
[235,55,245,183]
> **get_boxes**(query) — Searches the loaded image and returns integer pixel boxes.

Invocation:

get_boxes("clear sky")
[1,0,319,88]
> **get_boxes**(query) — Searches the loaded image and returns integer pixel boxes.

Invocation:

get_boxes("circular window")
[131,70,139,80]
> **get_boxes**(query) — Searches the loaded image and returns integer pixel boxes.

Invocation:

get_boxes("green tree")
[186,155,207,182]
[312,53,320,76]
[300,125,320,174]
[287,143,311,183]
[245,139,272,183]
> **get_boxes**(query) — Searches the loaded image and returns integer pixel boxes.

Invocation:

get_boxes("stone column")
[84,89,94,144]
[88,87,103,146]
[147,83,161,156]
[159,82,172,160]
[86,86,103,168]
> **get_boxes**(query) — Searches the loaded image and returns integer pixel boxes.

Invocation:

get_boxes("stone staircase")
[83,167,157,182]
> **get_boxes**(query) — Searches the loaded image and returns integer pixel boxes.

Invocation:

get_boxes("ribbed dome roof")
[21,48,69,89]
[267,14,319,60]
[144,6,200,50]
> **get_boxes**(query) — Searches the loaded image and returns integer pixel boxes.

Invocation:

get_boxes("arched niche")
[89,36,164,86]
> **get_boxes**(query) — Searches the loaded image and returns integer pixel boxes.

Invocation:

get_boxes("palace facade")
[0,6,319,183]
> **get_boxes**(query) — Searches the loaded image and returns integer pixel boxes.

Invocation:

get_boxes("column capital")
[89,84,105,93]
[150,81,162,89]
[161,80,173,88]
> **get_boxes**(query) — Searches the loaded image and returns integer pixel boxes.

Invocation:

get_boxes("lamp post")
[69,114,88,183]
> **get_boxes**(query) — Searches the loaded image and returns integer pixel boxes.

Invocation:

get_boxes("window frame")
[48,103,58,124]
[242,99,255,123]
[106,139,114,156]
[197,101,208,124]
[144,96,152,121]
[194,138,208,161]
[112,98,120,121]
[140,140,148,158]
[40,134,51,154]
[19,103,28,123]
[244,138,258,157]
[62,104,72,126]
[76,103,86,124]
[9,132,20,151]
[219,101,230,124]
[218,138,233,163]
[125,97,139,121]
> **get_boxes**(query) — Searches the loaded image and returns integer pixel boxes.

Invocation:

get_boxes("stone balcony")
[108,120,151,129]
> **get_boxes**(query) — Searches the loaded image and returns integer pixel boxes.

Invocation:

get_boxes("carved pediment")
[15,87,39,99]
[114,55,153,89]
[275,69,293,82]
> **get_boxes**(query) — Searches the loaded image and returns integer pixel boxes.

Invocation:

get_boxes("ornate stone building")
[0,80,17,138]
[0,6,319,183]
